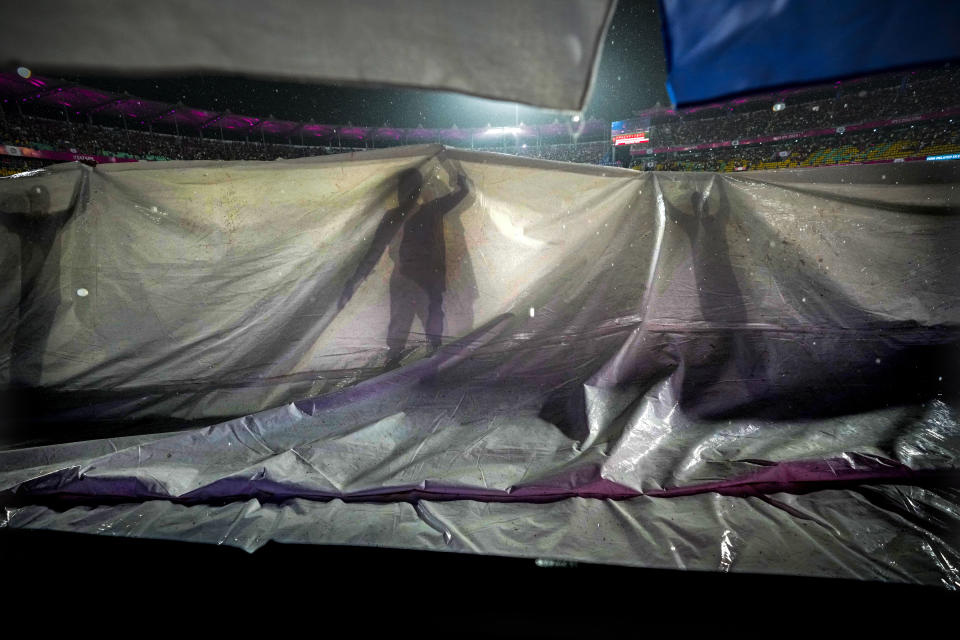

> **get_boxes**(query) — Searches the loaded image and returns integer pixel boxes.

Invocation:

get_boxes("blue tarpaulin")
[659,0,960,106]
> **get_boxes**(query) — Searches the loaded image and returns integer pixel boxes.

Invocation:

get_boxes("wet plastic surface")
[1,0,615,111]
[1,147,958,587]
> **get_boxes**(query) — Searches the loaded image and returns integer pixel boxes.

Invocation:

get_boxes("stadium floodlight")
[484,126,522,136]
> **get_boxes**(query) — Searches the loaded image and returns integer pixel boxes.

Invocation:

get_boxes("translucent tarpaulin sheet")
[1,148,958,588]
[1,0,615,111]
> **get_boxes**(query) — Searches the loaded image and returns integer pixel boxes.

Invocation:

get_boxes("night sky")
[59,0,669,129]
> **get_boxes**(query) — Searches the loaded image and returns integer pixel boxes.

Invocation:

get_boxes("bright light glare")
[16,66,31,79]
[572,114,581,122]
[484,126,522,136]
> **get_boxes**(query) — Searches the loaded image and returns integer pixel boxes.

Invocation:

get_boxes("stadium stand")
[627,63,960,172]
[632,120,960,172]
[0,155,44,177]
[644,65,960,148]
[0,69,612,170]
[0,115,352,162]
[1,64,957,174]
[0,113,613,167]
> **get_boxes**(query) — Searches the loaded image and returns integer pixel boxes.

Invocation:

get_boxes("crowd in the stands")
[632,119,960,172]
[2,64,957,173]
[0,114,613,165]
[0,116,347,161]
[508,140,611,163]
[646,65,960,148]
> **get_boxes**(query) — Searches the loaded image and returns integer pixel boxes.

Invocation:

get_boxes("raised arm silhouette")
[339,159,472,369]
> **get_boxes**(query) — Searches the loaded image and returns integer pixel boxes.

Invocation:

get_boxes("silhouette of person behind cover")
[1,178,85,438]
[663,181,767,416]
[339,159,472,369]
[0,182,68,387]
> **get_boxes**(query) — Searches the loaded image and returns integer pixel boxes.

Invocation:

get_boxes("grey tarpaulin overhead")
[0,0,616,111]
[1,148,959,588]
